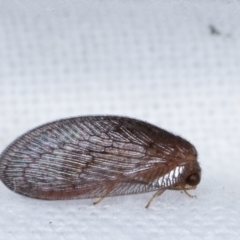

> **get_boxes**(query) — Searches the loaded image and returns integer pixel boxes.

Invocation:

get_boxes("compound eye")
[185,172,201,186]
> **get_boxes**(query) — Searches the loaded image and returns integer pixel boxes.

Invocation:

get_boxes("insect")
[0,116,201,208]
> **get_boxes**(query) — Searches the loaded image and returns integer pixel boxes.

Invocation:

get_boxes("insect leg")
[93,197,105,205]
[182,188,196,198]
[145,189,165,209]
[93,183,116,205]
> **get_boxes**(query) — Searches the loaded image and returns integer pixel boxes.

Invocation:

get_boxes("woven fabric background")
[0,1,240,240]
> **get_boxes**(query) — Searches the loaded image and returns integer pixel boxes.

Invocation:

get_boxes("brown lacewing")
[0,116,201,208]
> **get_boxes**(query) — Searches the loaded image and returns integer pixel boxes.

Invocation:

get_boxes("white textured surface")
[0,1,240,239]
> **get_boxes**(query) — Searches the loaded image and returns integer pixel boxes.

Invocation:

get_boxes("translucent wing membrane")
[0,116,199,200]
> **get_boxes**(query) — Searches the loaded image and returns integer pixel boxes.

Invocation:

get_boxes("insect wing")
[0,116,195,200]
